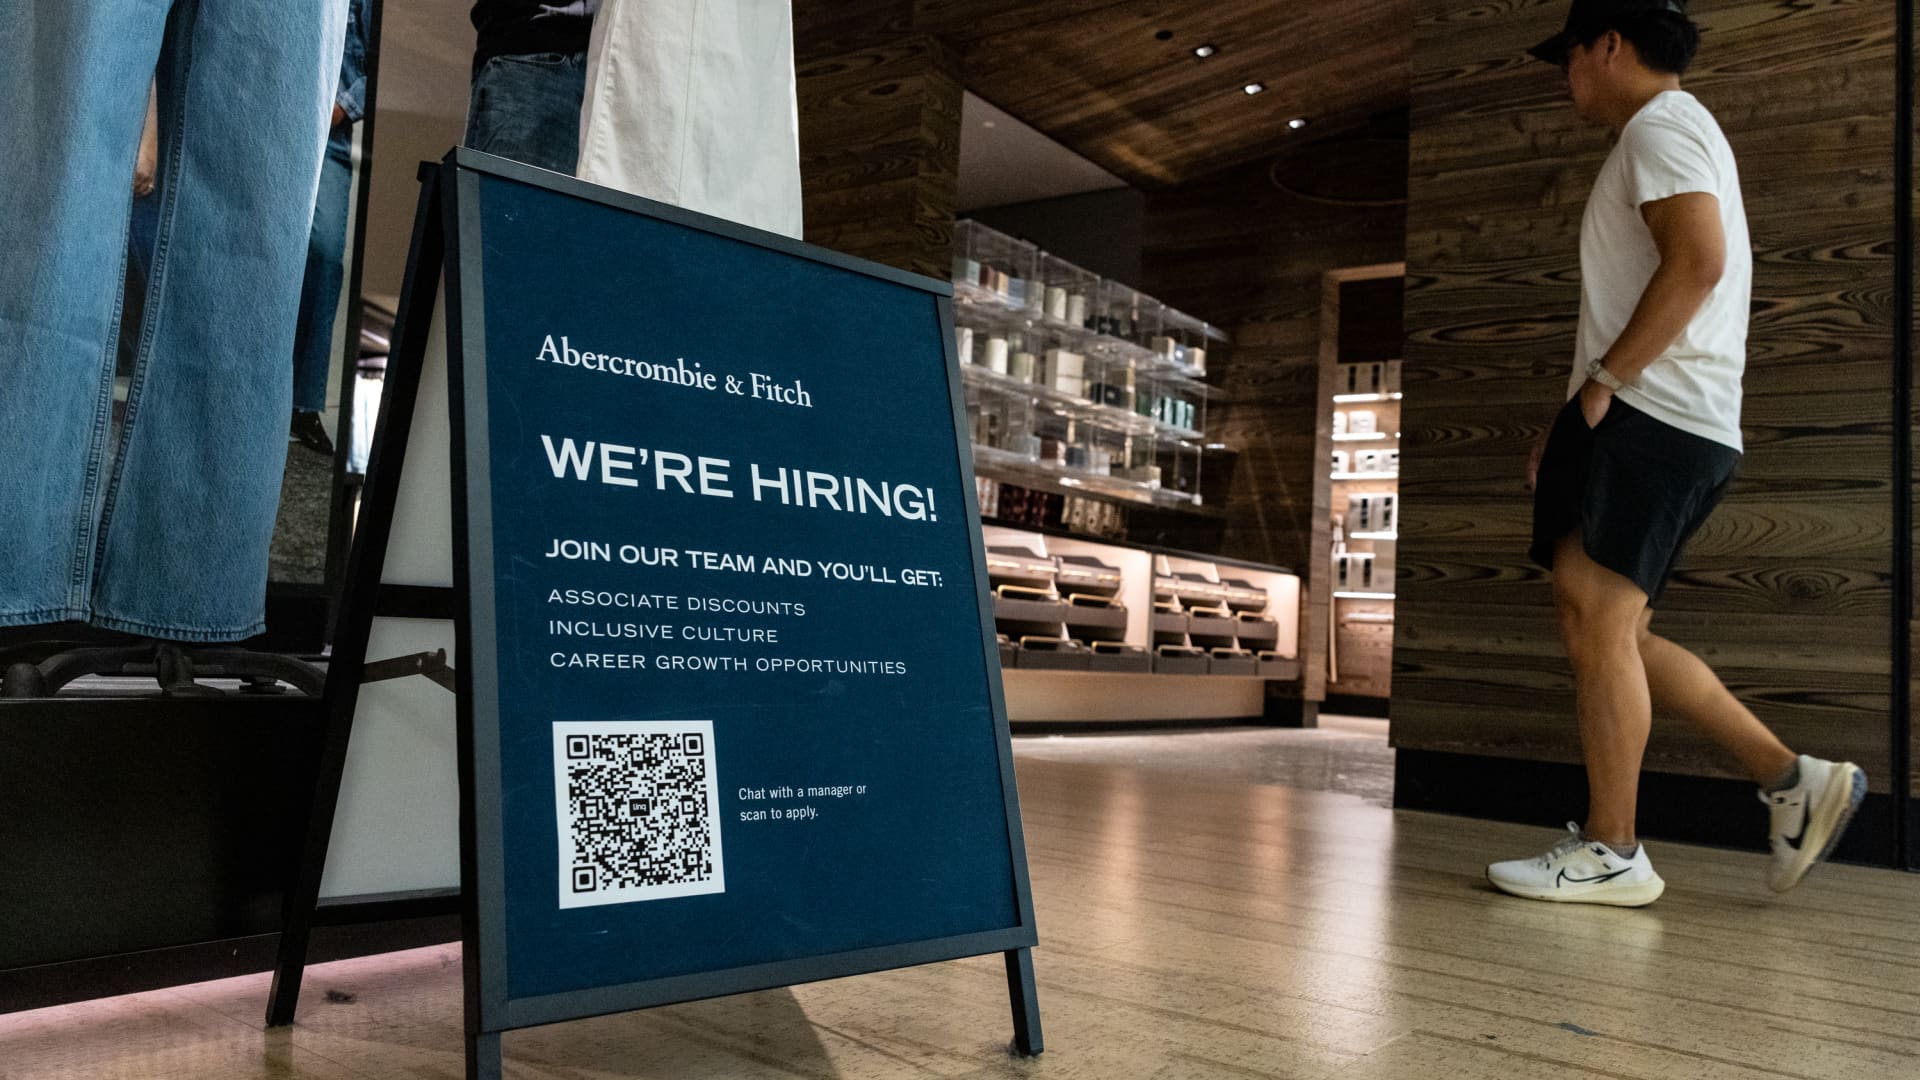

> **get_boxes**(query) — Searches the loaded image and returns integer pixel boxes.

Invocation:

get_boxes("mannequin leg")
[0,2,168,629]
[90,0,347,641]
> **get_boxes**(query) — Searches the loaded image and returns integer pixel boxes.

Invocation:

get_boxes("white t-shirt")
[1571,90,1751,451]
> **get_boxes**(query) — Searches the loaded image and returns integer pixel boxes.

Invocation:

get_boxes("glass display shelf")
[961,366,1207,447]
[952,218,1229,518]
[952,298,1223,400]
[971,444,1215,513]
[951,221,1226,399]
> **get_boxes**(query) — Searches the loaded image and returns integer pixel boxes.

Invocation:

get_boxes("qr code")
[550,720,724,909]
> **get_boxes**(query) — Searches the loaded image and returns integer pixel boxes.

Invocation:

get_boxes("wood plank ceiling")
[795,0,1413,189]
[926,0,1412,187]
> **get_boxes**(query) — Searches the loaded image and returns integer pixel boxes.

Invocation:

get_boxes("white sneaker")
[1486,823,1666,907]
[1762,754,1866,893]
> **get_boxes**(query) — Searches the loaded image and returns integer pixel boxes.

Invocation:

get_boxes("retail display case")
[981,526,1302,723]
[1328,358,1403,699]
[953,220,1226,515]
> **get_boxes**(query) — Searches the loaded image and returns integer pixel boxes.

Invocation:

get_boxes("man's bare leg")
[1635,610,1797,785]
[1485,538,1667,906]
[1552,533,1653,847]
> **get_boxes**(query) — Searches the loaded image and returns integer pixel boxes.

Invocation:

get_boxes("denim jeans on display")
[464,52,588,174]
[336,0,372,126]
[292,135,354,414]
[0,0,346,642]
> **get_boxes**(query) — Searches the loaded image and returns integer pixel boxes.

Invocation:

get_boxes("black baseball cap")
[1527,0,1691,66]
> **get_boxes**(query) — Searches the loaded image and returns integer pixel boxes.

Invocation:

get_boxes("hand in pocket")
[1579,381,1615,431]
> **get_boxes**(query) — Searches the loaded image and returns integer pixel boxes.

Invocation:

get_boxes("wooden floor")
[4,732,1919,1079]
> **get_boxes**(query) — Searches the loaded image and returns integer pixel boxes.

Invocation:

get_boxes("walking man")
[1488,0,1866,906]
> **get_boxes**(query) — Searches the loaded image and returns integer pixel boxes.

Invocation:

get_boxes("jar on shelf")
[1034,410,1076,468]
[1083,424,1129,479]
[1006,328,1040,384]
[1039,336,1088,399]
[1091,358,1136,413]
[978,329,1011,375]
[1139,375,1201,435]
[1115,434,1162,487]
[1095,280,1152,342]
[952,220,1039,311]
[1038,252,1100,331]
[1150,308,1218,378]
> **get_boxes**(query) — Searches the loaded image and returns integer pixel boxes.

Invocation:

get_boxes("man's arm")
[1578,191,1726,425]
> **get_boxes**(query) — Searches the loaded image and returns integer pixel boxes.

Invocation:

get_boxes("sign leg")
[1003,947,1043,1056]
[466,1030,501,1080]
[266,165,450,1030]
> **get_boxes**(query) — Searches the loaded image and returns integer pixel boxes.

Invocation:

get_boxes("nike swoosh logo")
[1556,867,1632,887]
[1784,809,1808,851]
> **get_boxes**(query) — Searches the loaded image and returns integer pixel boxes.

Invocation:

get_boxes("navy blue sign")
[441,153,1036,1034]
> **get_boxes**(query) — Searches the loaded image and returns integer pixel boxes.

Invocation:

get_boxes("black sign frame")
[270,150,1042,1080]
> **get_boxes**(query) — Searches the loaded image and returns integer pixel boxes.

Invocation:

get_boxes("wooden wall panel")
[1400,0,1900,790]
[797,34,963,280]
[1143,132,1409,701]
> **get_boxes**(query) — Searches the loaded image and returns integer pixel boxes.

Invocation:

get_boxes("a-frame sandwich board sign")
[270,148,1041,1079]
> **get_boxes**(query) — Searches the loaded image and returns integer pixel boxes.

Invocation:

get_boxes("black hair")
[1576,13,1700,75]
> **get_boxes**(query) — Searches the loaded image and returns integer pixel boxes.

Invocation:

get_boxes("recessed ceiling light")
[1193,44,1217,58]
[1243,82,1266,96]
[982,120,997,128]
[1288,117,1309,129]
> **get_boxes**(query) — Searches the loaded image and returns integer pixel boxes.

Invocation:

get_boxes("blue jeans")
[464,52,588,174]
[292,135,354,414]
[0,0,346,642]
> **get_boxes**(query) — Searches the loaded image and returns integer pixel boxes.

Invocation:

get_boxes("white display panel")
[319,616,461,898]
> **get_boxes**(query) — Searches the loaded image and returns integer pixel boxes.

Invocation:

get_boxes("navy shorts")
[1529,397,1740,606]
